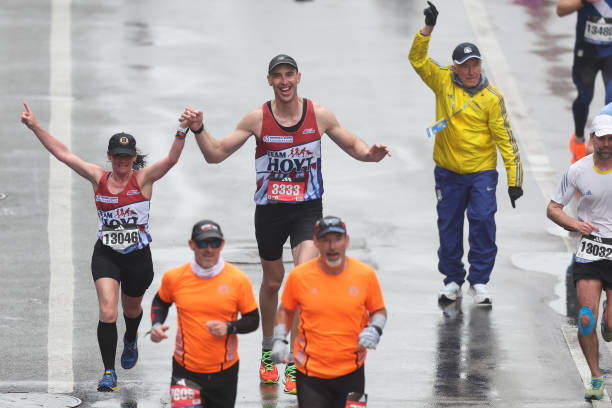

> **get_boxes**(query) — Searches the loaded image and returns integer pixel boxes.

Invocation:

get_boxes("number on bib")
[575,235,612,263]
[266,177,306,202]
[101,224,139,251]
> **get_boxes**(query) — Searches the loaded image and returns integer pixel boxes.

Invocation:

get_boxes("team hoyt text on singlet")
[94,171,151,254]
[254,98,323,205]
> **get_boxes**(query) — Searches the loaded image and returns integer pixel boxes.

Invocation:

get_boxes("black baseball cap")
[268,54,298,73]
[452,42,482,65]
[108,132,137,156]
[191,219,224,241]
[315,216,347,238]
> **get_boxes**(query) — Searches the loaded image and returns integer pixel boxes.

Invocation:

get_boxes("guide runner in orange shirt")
[271,216,387,408]
[149,219,259,408]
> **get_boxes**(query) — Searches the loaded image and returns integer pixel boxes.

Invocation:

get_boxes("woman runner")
[20,102,188,391]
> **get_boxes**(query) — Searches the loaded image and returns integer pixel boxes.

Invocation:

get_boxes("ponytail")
[132,153,147,170]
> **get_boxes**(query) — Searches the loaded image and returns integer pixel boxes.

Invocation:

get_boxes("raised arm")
[20,102,103,185]
[181,106,258,164]
[409,2,446,93]
[557,0,596,17]
[421,1,437,36]
[316,104,390,162]
[137,120,188,189]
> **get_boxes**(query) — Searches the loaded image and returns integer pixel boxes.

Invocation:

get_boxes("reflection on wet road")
[1,0,606,406]
[433,299,497,405]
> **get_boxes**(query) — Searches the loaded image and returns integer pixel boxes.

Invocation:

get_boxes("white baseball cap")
[591,114,612,137]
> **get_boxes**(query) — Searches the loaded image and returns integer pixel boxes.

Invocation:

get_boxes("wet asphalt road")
[0,0,608,407]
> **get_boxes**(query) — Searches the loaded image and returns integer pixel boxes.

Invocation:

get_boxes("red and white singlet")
[254,98,323,205]
[94,171,151,254]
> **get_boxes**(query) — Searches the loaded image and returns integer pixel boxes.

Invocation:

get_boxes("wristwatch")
[193,123,205,135]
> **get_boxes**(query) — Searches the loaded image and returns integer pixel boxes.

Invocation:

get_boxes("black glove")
[508,186,523,208]
[424,1,438,26]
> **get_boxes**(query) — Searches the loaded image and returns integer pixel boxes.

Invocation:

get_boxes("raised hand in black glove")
[508,186,523,208]
[424,1,438,26]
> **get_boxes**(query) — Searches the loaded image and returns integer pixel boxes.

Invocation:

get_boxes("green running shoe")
[283,363,297,395]
[259,350,279,384]
[585,378,605,400]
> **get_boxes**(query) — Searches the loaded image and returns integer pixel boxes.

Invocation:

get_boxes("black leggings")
[572,54,612,137]
[296,365,365,408]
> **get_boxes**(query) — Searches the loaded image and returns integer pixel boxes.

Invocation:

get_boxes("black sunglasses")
[195,239,222,249]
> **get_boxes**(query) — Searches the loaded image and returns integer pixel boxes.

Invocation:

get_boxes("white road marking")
[562,326,610,406]
[47,0,74,394]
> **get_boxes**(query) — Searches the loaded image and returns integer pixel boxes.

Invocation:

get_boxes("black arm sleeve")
[226,308,260,335]
[151,292,172,325]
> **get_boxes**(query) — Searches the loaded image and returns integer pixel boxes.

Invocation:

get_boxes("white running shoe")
[438,282,462,302]
[469,284,492,305]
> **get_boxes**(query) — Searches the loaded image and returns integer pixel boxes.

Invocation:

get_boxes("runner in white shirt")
[547,105,612,401]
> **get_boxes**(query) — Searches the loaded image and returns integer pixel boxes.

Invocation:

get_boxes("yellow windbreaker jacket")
[409,31,523,187]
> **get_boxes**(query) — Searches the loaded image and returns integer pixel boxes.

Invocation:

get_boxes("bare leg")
[95,278,120,323]
[260,241,318,338]
[121,293,144,318]
[94,278,120,370]
[289,241,319,349]
[604,288,612,331]
[576,279,603,377]
[292,240,318,266]
[260,258,286,338]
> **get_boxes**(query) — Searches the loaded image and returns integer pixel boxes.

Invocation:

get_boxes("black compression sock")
[123,311,143,343]
[97,321,118,370]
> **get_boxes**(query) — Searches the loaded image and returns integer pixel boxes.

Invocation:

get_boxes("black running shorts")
[91,240,154,297]
[254,198,323,261]
[573,260,612,290]
[295,365,365,408]
[172,358,238,408]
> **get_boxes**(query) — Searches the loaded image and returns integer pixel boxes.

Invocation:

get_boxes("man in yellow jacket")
[409,1,524,305]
